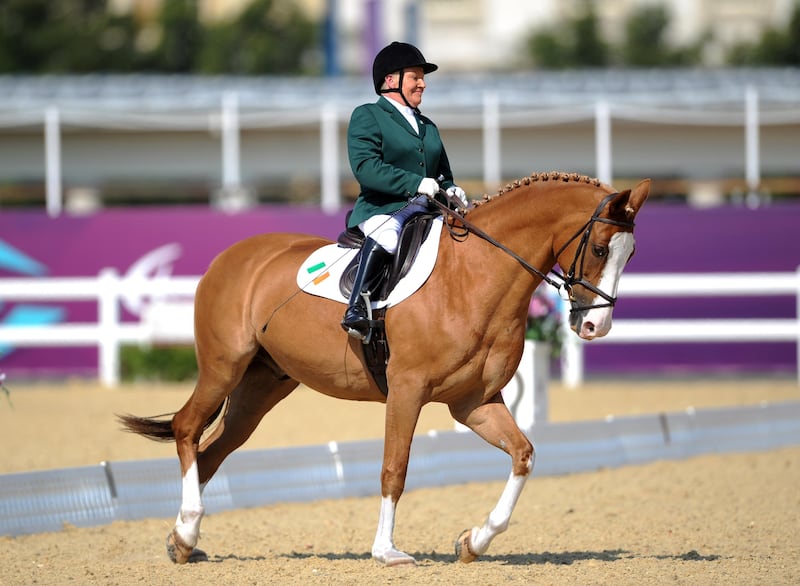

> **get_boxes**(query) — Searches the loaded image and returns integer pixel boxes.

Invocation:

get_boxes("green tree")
[0,0,319,75]
[621,4,704,66]
[150,0,202,72]
[572,2,609,67]
[197,0,318,74]
[622,4,671,66]
[526,1,607,69]
[728,2,800,65]
[0,0,141,73]
[526,31,571,69]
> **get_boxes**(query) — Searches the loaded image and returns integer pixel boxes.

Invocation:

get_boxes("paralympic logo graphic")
[0,239,64,359]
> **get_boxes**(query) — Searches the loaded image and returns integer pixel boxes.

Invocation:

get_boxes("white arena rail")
[560,269,800,387]
[0,268,199,386]
[1,269,798,387]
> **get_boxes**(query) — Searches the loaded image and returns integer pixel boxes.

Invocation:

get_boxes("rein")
[429,190,635,314]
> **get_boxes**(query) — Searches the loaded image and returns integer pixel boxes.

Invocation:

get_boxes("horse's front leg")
[450,394,535,563]
[371,390,424,566]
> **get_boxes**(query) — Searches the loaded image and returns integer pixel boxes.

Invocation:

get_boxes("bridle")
[549,192,636,312]
[430,190,635,315]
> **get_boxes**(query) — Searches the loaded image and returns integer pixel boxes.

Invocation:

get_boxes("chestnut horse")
[120,172,650,566]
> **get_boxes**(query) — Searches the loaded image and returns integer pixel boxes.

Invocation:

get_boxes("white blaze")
[579,232,635,339]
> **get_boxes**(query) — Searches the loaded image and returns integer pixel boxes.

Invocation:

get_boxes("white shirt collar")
[385,97,419,133]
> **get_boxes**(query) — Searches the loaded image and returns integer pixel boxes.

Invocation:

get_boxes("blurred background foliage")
[0,0,797,75]
[0,0,318,74]
[527,2,800,69]
[120,345,198,382]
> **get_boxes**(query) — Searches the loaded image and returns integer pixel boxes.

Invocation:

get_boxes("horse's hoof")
[454,528,478,563]
[384,551,417,567]
[166,530,207,564]
[186,547,209,563]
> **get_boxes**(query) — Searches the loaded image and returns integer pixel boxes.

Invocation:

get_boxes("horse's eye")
[592,245,608,258]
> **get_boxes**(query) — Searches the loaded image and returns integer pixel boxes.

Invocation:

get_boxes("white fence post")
[745,85,760,204]
[594,100,612,185]
[44,106,62,218]
[320,102,341,215]
[561,320,584,389]
[97,268,121,388]
[482,90,501,191]
[221,91,241,191]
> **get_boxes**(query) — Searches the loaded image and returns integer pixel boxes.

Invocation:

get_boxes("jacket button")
[418,162,424,167]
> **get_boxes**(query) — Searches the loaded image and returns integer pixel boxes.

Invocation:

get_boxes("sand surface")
[0,378,798,584]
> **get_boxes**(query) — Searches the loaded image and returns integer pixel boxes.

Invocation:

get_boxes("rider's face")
[386,66,426,109]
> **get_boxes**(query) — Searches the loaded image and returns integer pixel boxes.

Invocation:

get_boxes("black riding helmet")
[372,41,438,111]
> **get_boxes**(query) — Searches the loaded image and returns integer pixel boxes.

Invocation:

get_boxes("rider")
[341,41,468,339]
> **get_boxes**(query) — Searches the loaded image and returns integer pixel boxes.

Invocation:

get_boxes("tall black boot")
[341,238,391,339]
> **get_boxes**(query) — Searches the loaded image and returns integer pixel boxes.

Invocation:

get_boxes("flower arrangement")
[525,286,564,349]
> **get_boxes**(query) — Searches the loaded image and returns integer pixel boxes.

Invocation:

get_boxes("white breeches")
[359,195,430,254]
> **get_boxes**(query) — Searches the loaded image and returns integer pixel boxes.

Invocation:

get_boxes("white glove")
[446,185,468,207]
[416,177,440,197]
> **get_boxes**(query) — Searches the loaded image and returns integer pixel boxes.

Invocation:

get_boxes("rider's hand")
[416,177,440,197]
[446,185,468,207]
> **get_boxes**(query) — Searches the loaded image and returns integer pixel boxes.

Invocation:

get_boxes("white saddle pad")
[296,217,444,308]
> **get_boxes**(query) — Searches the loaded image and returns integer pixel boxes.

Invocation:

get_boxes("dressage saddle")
[336,209,439,301]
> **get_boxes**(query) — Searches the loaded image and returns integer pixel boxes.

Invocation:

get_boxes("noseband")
[432,190,635,315]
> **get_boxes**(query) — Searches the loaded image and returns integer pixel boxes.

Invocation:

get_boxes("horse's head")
[554,178,650,340]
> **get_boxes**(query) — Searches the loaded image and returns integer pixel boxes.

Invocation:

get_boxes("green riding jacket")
[346,96,456,229]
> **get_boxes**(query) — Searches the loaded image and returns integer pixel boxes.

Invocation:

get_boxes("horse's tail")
[117,400,226,443]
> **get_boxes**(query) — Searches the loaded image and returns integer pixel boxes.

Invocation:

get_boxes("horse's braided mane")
[467,171,609,214]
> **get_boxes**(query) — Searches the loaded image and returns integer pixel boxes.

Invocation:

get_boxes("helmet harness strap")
[380,69,419,113]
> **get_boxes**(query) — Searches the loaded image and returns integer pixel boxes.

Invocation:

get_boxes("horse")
[119,171,650,566]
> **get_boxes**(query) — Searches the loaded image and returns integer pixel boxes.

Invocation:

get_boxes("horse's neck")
[471,181,603,263]
[452,182,598,315]
[434,188,548,329]
[467,185,564,274]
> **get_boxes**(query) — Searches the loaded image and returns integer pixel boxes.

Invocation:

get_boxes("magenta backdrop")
[1,203,798,378]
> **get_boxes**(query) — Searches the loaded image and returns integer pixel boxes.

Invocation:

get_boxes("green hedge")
[120,346,198,382]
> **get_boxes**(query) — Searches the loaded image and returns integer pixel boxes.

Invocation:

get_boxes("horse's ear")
[625,179,650,220]
[611,178,650,221]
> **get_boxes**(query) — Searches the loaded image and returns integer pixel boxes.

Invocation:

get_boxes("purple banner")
[0,203,798,378]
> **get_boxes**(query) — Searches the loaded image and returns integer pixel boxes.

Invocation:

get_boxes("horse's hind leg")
[197,360,298,483]
[168,356,297,564]
[449,393,535,563]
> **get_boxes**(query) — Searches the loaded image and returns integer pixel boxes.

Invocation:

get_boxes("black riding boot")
[341,238,391,339]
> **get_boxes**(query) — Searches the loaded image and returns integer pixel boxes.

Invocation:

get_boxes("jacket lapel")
[378,97,422,137]
[416,112,426,139]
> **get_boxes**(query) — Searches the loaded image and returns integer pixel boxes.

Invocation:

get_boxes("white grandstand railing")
[0,269,798,387]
